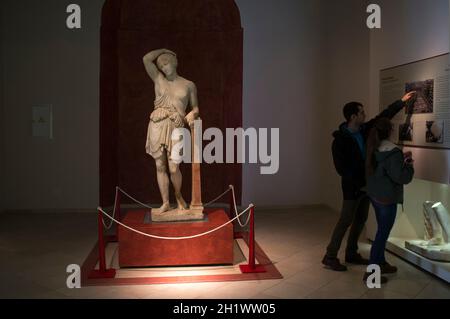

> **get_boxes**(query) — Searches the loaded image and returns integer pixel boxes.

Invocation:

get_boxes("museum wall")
[318,0,371,212]
[2,0,333,210]
[236,0,325,207]
[5,0,446,213]
[366,0,450,239]
[1,0,327,211]
[1,0,103,210]
[0,5,4,212]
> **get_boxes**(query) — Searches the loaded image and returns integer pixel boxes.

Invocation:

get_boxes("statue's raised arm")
[143,48,177,82]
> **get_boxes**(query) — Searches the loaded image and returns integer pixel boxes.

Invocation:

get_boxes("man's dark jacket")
[332,100,405,200]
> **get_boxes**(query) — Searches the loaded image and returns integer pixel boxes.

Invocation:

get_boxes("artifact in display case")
[405,202,450,262]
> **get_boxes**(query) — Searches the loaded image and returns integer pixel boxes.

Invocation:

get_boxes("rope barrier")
[118,185,232,210]
[99,184,252,240]
[97,204,254,240]
[102,187,118,230]
[101,185,252,230]
[93,185,264,275]
[203,186,232,207]
[229,185,252,227]
[117,186,152,209]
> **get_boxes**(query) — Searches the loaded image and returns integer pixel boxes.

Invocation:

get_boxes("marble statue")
[405,202,450,262]
[143,48,203,221]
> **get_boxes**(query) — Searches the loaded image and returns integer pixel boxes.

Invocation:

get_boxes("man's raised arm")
[366,91,416,129]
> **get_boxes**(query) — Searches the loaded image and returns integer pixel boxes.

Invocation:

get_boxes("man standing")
[322,92,415,271]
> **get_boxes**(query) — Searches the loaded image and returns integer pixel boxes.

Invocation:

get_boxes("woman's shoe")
[380,262,398,274]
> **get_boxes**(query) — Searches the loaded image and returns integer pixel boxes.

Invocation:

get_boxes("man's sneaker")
[363,272,388,284]
[345,253,369,265]
[380,262,398,274]
[322,256,347,272]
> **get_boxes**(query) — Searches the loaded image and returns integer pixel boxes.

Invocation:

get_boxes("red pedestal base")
[118,209,234,267]
[239,264,267,274]
[89,269,116,279]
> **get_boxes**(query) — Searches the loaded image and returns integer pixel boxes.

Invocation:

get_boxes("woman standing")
[365,118,414,284]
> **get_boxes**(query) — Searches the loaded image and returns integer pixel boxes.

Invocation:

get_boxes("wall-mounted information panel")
[380,54,450,184]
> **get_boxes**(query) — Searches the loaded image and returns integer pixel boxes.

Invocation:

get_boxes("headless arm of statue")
[143,48,176,81]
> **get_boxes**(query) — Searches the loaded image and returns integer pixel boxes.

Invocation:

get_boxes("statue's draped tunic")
[146,90,185,159]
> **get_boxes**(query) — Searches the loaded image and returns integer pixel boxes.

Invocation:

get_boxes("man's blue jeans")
[369,199,398,265]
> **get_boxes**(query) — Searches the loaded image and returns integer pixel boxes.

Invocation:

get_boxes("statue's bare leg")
[155,153,171,213]
[168,156,188,210]
[433,203,450,242]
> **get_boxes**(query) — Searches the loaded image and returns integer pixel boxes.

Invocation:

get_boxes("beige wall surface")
[1,0,103,210]
[237,0,324,207]
[318,0,370,212]
[237,0,370,208]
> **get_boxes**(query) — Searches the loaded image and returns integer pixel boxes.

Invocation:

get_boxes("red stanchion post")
[89,208,116,279]
[115,188,121,241]
[98,209,107,272]
[248,205,256,269]
[229,186,234,220]
[239,205,266,273]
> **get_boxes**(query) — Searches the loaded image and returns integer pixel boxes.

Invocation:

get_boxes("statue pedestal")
[405,240,450,262]
[151,207,204,222]
[119,208,233,267]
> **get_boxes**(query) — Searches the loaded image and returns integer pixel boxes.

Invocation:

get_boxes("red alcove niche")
[99,0,243,207]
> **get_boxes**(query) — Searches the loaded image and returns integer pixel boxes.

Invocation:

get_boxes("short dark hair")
[343,102,363,122]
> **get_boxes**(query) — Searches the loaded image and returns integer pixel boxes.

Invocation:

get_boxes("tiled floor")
[0,206,449,299]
